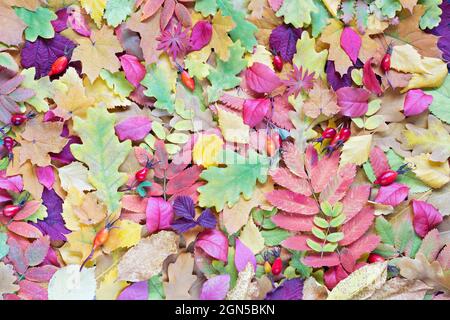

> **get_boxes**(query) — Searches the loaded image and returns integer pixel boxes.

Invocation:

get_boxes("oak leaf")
[164,252,197,300]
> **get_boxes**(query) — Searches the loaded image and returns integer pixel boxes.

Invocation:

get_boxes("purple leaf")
[172,195,195,220]
[269,24,302,62]
[326,61,352,91]
[374,183,409,206]
[412,200,443,238]
[243,98,270,127]
[245,62,282,94]
[115,116,152,141]
[403,89,433,117]
[35,166,55,190]
[156,23,190,59]
[197,209,216,229]
[50,135,81,165]
[146,197,174,234]
[190,20,212,51]
[265,278,303,300]
[196,229,228,262]
[336,87,370,117]
[234,239,256,272]
[51,8,69,32]
[32,188,70,241]
[171,218,198,233]
[21,34,76,79]
[119,54,146,87]
[340,27,361,64]
[200,274,230,300]
[118,281,149,300]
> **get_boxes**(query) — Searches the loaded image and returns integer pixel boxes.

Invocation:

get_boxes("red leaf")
[8,221,43,239]
[145,197,173,234]
[122,195,148,213]
[363,58,383,95]
[7,237,27,274]
[270,168,311,196]
[271,212,314,232]
[375,183,409,206]
[196,229,228,262]
[302,253,340,268]
[340,27,361,64]
[165,165,201,195]
[25,265,58,283]
[412,200,443,238]
[13,200,41,221]
[245,62,282,94]
[340,207,375,246]
[319,163,356,204]
[336,87,370,117]
[403,89,433,117]
[342,184,371,222]
[281,235,311,251]
[154,139,169,178]
[265,190,319,215]
[369,146,390,179]
[281,141,307,178]
[310,150,340,193]
[324,265,349,290]
[243,98,270,127]
[189,20,212,51]
[169,181,204,204]
[24,236,50,267]
[347,234,380,259]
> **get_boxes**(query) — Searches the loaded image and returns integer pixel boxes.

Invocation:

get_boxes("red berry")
[273,55,283,72]
[374,169,398,186]
[181,70,195,91]
[3,204,21,218]
[271,257,282,275]
[135,167,149,182]
[3,136,15,152]
[322,127,337,139]
[368,253,385,263]
[381,53,391,72]
[48,56,69,76]
[10,114,27,126]
[338,127,351,142]
[266,136,277,157]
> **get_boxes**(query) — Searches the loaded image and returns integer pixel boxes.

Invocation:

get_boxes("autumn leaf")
[303,79,339,118]
[293,31,328,79]
[164,252,197,300]
[0,2,26,46]
[80,0,106,28]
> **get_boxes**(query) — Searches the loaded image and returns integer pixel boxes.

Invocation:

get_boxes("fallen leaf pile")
[0,0,449,301]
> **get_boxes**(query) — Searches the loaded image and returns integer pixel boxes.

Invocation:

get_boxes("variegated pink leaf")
[375,183,409,206]
[303,253,341,268]
[270,168,311,196]
[340,207,375,246]
[265,190,319,215]
[347,234,380,259]
[342,184,371,222]
[271,212,314,232]
[310,150,340,193]
[369,146,390,179]
[319,163,356,204]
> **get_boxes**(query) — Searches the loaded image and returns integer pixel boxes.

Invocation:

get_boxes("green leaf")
[21,67,53,112]
[224,247,238,288]
[207,41,246,102]
[326,232,344,243]
[275,0,318,28]
[311,0,330,37]
[306,239,323,252]
[330,214,346,227]
[198,149,269,211]
[312,227,327,240]
[322,242,338,252]
[148,275,165,300]
[332,202,343,217]
[314,216,329,228]
[0,157,9,171]
[292,31,328,80]
[217,0,257,52]
[283,266,298,279]
[374,243,398,258]
[0,52,18,72]
[341,0,355,20]
[375,216,395,246]
[428,74,450,124]
[15,7,57,41]
[195,0,218,16]
[0,232,9,260]
[71,108,132,214]
[100,69,134,98]
[355,0,369,30]
[24,204,48,223]
[261,229,290,246]
[407,233,422,258]
[320,201,333,216]
[289,251,312,278]
[394,220,414,254]
[136,181,152,198]
[418,0,443,30]
[104,0,134,27]
[374,0,402,18]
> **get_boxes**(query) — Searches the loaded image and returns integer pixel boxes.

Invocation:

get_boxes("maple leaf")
[15,7,57,42]
[283,65,315,98]
[209,11,235,61]
[17,118,68,167]
[156,22,190,59]
[63,189,107,226]
[71,25,123,82]
[275,0,318,28]
[303,79,339,118]
[293,31,328,80]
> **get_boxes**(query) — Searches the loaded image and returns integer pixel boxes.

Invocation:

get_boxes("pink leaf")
[0,174,23,192]
[403,89,433,117]
[18,280,47,300]
[234,238,256,272]
[336,87,370,117]
[243,98,270,127]
[245,62,282,94]
[342,184,371,222]
[319,163,356,204]
[271,212,314,232]
[24,236,50,267]
[145,197,174,234]
[340,27,361,64]
[115,116,152,141]
[196,229,228,262]
[412,200,443,238]
[8,221,43,239]
[119,54,146,87]
[324,265,349,290]
[13,200,41,221]
[25,265,58,283]
[281,141,307,178]
[303,253,340,268]
[67,8,91,37]
[166,165,201,195]
[265,190,319,215]
[347,234,380,259]
[174,3,191,27]
[375,183,409,206]
[268,0,283,11]
[310,150,340,193]
[369,146,390,179]
[339,248,356,273]
[189,20,212,51]
[271,95,294,130]
[200,274,230,300]
[281,235,312,251]
[35,166,55,189]
[160,0,176,30]
[270,168,311,196]
[340,207,375,246]
[363,58,383,96]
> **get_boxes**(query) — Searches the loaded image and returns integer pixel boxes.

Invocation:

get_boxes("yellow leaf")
[193,134,224,168]
[328,262,388,300]
[96,266,127,300]
[210,11,235,61]
[391,44,427,74]
[72,25,122,82]
[83,76,130,109]
[80,0,106,28]
[340,134,373,166]
[404,57,448,92]
[405,154,450,188]
[239,217,265,254]
[7,158,43,200]
[246,45,273,69]
[63,189,107,230]
[322,0,341,17]
[102,219,142,253]
[217,107,249,144]
[293,31,328,79]
[319,20,351,76]
[62,225,99,264]
[184,46,211,79]
[58,161,94,194]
